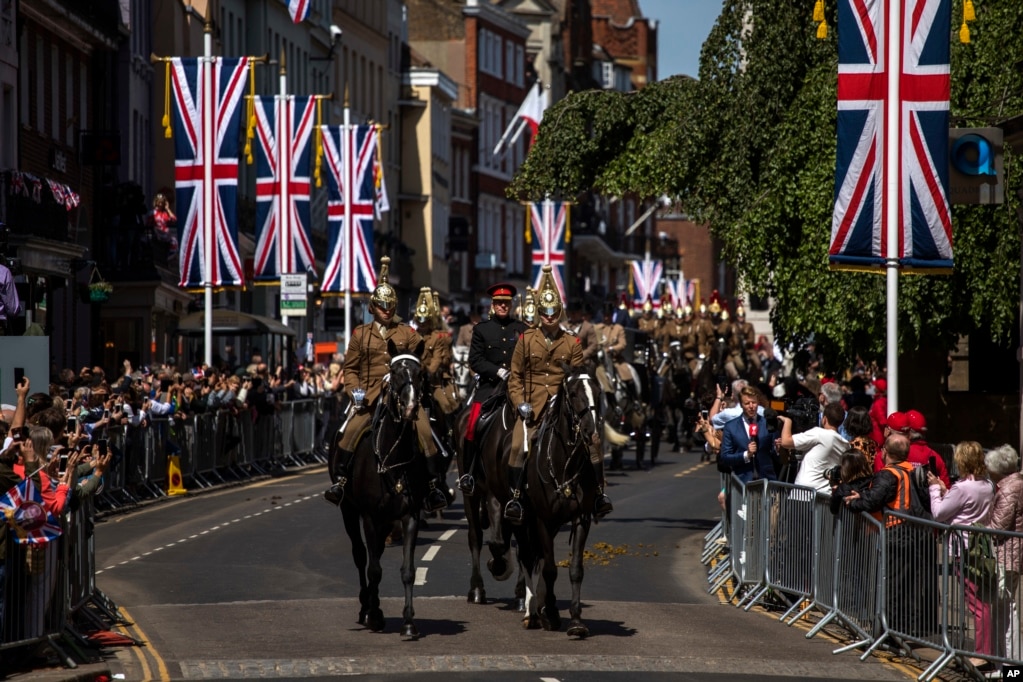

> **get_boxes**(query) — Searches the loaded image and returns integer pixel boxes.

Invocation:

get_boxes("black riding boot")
[457,441,476,494]
[504,465,525,525]
[324,449,354,505]
[424,455,449,513]
[592,461,613,518]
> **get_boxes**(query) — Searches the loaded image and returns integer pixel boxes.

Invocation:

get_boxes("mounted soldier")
[729,303,760,381]
[415,287,460,464]
[324,257,448,512]
[505,265,612,524]
[458,282,528,493]
[566,299,599,373]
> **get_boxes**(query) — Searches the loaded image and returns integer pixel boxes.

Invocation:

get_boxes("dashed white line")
[541,678,561,682]
[439,529,457,542]
[414,567,428,585]
[422,545,440,562]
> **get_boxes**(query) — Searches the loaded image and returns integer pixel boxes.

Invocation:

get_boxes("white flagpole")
[885,0,900,412]
[343,89,352,349]
[493,117,527,158]
[279,52,290,328]
[202,19,214,367]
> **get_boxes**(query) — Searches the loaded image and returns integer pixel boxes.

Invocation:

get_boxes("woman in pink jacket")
[985,444,1023,660]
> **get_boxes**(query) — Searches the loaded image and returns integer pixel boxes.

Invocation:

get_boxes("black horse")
[517,367,602,637]
[455,392,528,609]
[664,339,698,451]
[329,342,431,639]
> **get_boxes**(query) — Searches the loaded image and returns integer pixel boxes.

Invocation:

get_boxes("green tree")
[509,0,1023,368]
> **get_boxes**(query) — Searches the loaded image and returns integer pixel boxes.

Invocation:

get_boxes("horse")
[451,345,475,404]
[665,340,698,451]
[329,342,431,639]
[515,366,603,637]
[455,391,528,610]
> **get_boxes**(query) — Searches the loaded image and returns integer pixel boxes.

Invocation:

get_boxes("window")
[65,54,74,145]
[51,45,58,140]
[602,62,614,90]
[515,45,524,86]
[505,41,514,82]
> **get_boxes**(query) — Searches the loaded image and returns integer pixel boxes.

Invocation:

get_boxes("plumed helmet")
[682,304,693,318]
[720,310,730,322]
[413,287,434,326]
[537,264,563,318]
[642,295,654,314]
[522,287,538,326]
[618,292,629,310]
[370,256,397,311]
[698,301,708,316]
[736,305,746,320]
[431,290,443,326]
[708,289,722,315]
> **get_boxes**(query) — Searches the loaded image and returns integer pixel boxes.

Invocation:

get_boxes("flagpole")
[202,18,214,367]
[343,86,352,349]
[279,51,290,329]
[885,0,900,412]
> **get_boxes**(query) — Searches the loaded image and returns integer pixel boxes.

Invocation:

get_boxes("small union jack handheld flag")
[0,477,62,545]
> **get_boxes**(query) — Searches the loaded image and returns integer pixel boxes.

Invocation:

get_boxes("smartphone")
[66,416,77,433]
[103,409,111,419]
[160,378,172,392]
[13,367,25,388]
[58,452,69,474]
[65,398,73,411]
[95,439,108,456]
[927,456,938,476]
[10,426,25,441]
[701,409,709,420]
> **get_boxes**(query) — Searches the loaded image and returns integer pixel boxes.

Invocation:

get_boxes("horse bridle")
[374,354,421,472]
[535,372,600,497]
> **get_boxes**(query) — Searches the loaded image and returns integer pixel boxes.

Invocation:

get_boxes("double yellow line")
[116,606,171,682]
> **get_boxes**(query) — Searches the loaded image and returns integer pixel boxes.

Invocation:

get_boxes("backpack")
[965,524,1000,601]
[907,465,933,520]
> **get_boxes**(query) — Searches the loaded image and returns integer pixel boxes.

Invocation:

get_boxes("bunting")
[529,201,568,298]
[631,258,663,310]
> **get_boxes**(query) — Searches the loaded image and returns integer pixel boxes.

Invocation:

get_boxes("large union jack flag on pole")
[631,258,663,311]
[321,125,379,294]
[0,477,62,545]
[665,275,695,310]
[829,0,952,271]
[529,200,568,297]
[252,95,317,282]
[171,57,249,288]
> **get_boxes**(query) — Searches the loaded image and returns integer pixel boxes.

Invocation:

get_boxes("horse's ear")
[413,339,425,359]
[387,338,398,358]
[560,361,573,375]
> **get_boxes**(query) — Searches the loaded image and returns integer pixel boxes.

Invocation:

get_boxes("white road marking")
[414,567,429,585]
[541,678,561,682]
[439,529,457,542]
[422,545,440,562]
[96,494,318,574]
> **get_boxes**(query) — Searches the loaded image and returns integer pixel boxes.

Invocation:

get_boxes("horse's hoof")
[567,621,589,638]
[367,610,386,632]
[539,607,560,631]
[522,615,539,629]
[516,597,526,612]
[357,612,368,626]
[467,587,487,605]
[487,557,512,581]
[400,622,420,640]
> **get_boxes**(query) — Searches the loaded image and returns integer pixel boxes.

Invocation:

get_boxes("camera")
[826,464,842,487]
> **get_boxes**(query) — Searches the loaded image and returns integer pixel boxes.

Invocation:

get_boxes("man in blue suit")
[719,386,778,483]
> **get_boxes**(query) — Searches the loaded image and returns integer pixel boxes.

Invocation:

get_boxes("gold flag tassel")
[245,60,257,164]
[817,19,828,40]
[813,0,825,23]
[960,21,970,43]
[964,0,975,22]
[374,124,384,196]
[163,60,173,138]
[524,205,531,245]
[564,203,571,243]
[314,97,324,187]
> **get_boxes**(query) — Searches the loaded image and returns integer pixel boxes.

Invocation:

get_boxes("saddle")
[473,392,511,442]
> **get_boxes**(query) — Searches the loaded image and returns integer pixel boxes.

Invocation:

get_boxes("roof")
[591,0,642,25]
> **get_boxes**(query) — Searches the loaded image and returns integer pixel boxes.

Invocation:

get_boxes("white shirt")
[792,427,849,493]
[711,404,764,431]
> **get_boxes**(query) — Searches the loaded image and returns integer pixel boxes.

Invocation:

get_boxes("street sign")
[949,127,1003,205]
[280,273,308,317]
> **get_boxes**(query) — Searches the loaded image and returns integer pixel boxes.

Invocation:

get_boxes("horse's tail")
[604,422,631,446]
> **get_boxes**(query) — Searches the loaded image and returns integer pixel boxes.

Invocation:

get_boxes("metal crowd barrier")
[707,478,1023,678]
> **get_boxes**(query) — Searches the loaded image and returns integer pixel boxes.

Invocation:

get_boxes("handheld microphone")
[749,423,759,439]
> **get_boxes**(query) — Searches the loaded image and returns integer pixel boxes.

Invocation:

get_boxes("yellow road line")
[118,606,171,682]
[674,461,713,478]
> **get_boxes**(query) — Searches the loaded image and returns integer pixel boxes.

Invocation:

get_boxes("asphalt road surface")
[92,444,916,681]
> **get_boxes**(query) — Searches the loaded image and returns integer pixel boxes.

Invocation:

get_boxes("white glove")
[518,403,532,420]
[497,368,510,380]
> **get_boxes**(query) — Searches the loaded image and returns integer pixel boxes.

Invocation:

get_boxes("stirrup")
[425,481,448,512]
[324,477,346,506]
[457,473,475,494]
[504,494,524,525]
[594,490,613,518]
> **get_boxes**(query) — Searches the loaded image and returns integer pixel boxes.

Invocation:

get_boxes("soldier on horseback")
[458,282,527,493]
[729,304,760,381]
[566,300,599,373]
[505,265,613,525]
[323,257,448,512]
[415,288,461,471]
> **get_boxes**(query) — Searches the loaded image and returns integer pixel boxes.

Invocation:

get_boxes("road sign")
[280,273,308,317]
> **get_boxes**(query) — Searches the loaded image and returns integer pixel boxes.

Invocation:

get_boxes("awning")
[174,310,296,337]
[572,234,640,267]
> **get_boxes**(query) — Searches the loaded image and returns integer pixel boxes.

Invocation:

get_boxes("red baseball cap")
[905,409,927,431]
[886,411,908,432]
[873,378,887,393]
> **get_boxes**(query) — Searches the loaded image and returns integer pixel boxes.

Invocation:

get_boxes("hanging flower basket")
[86,266,113,303]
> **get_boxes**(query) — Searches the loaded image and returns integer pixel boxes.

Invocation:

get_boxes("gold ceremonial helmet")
[683,304,693,318]
[721,309,730,322]
[642,296,654,315]
[708,300,722,315]
[537,264,563,318]
[522,287,538,327]
[371,256,397,311]
[413,286,434,326]
[736,304,746,320]
[431,290,443,327]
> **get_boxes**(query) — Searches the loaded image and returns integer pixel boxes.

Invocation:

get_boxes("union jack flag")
[285,0,310,24]
[631,258,663,310]
[829,0,952,271]
[252,95,318,282]
[170,57,249,289]
[665,276,695,310]
[321,125,378,294]
[529,201,568,297]
[0,477,62,545]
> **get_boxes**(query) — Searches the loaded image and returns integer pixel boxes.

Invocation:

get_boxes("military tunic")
[469,316,527,402]
[422,329,460,414]
[567,319,599,368]
[339,320,434,454]
[507,326,583,466]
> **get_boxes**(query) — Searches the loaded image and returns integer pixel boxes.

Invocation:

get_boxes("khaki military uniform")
[339,321,435,455]
[730,320,760,377]
[567,319,599,369]
[696,317,716,358]
[422,329,460,414]
[507,327,583,467]
[637,315,658,335]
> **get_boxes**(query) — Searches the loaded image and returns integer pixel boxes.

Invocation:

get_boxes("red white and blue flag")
[321,125,379,295]
[252,95,318,282]
[631,258,663,310]
[285,0,310,24]
[665,276,695,309]
[170,57,249,288]
[0,477,62,545]
[529,201,568,297]
[829,0,952,271]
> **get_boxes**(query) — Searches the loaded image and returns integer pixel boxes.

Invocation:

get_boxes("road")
[93,445,913,681]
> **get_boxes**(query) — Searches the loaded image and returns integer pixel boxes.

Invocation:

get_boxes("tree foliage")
[509,0,1023,367]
